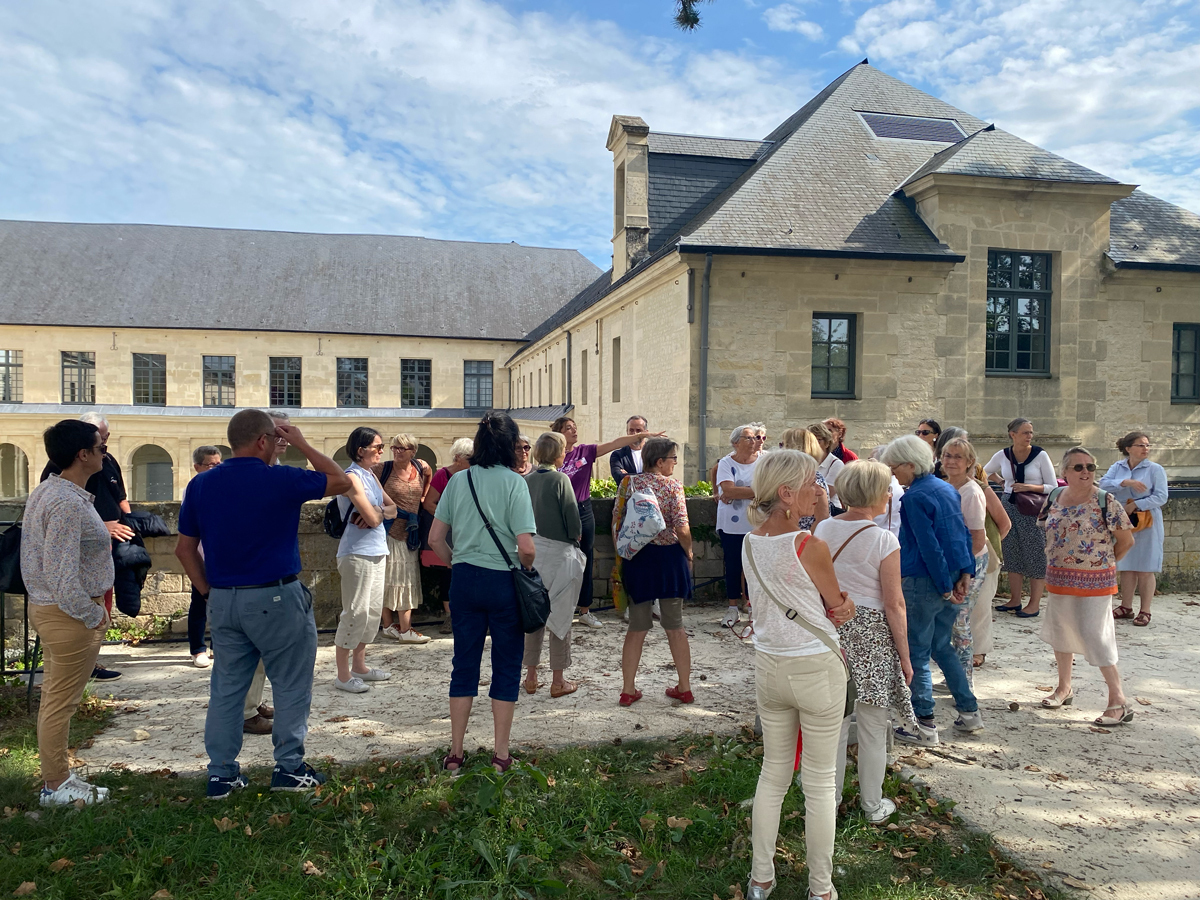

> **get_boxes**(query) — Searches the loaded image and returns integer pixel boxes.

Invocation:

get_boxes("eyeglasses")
[97,443,108,454]
[1069,463,1098,473]
[915,429,935,437]
[518,445,532,452]
[196,461,220,470]
[391,446,412,453]
[366,443,384,452]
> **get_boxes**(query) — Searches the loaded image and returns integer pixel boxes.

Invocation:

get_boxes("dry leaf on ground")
[132,730,150,741]
[150,891,174,899]
[1035,685,1053,692]
[12,884,36,897]
[1048,773,1069,782]
[1025,765,1042,772]
[48,859,73,873]
[667,816,693,830]
[267,813,290,828]
[1062,875,1095,890]
[212,817,236,833]
[301,861,323,876]
[325,716,350,723]
[1136,698,1152,706]
[1089,726,1111,734]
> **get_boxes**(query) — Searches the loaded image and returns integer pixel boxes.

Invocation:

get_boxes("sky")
[2,0,1198,268]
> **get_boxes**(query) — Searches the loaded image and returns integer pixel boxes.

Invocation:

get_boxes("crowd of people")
[19,408,1168,900]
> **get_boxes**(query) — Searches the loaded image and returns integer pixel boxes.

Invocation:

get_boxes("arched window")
[215,444,232,460]
[332,448,352,468]
[416,444,438,470]
[0,444,29,500]
[131,445,175,501]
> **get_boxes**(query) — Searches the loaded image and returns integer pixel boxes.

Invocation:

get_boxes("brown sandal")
[550,680,578,698]
[1133,611,1152,626]
[1113,605,1135,620]
[972,654,985,668]
[524,678,539,694]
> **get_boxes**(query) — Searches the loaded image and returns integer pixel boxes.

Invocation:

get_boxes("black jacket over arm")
[609,446,636,485]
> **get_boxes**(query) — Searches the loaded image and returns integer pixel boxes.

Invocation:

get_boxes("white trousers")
[835,701,891,812]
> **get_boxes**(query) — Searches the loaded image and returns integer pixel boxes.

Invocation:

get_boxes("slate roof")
[0,220,601,341]
[518,268,613,347]
[675,63,988,258]
[647,152,757,253]
[646,133,770,159]
[902,125,1118,187]
[1109,190,1200,270]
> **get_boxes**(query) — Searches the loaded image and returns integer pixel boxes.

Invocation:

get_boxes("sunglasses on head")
[915,429,935,436]
[1069,463,1097,473]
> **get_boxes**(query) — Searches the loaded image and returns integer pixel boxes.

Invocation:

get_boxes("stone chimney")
[606,115,650,278]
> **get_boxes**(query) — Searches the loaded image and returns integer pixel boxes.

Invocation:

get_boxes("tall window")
[811,314,856,398]
[464,360,493,409]
[1172,324,1200,403]
[401,358,431,408]
[270,357,302,407]
[61,351,95,404]
[203,356,236,407]
[133,353,167,406]
[581,350,588,405]
[612,337,622,402]
[337,357,369,408]
[0,351,22,403]
[986,250,1051,375]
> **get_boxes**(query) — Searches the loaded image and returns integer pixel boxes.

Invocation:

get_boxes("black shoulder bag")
[466,470,550,634]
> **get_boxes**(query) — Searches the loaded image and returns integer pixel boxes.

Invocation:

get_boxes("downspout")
[698,252,713,479]
[566,330,572,408]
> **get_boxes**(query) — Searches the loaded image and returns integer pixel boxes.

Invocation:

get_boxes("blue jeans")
[903,576,977,718]
[205,580,317,778]
[449,563,523,702]
[718,530,747,602]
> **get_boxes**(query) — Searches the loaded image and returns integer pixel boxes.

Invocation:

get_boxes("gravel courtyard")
[74,596,1200,900]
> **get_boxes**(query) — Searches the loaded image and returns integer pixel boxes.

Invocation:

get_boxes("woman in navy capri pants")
[429,412,537,775]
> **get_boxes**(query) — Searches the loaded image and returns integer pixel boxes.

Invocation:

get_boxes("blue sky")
[2,0,1198,268]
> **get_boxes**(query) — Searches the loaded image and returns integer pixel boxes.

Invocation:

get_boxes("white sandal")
[1094,704,1134,727]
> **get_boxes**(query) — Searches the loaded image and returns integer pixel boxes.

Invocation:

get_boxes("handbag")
[1011,490,1047,518]
[466,470,551,634]
[615,488,666,559]
[0,522,25,596]
[744,537,857,718]
[1124,501,1153,533]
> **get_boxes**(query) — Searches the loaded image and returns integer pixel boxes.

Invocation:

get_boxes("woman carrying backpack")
[1038,447,1136,727]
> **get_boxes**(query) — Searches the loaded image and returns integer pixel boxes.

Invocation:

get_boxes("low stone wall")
[5,492,1197,631]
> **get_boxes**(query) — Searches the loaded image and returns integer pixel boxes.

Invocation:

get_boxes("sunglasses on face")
[1069,463,1098,473]
[915,429,935,437]
[518,445,531,452]
[97,443,108,454]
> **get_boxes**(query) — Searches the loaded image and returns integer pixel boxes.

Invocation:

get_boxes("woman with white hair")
[422,437,474,634]
[1039,447,1135,726]
[716,422,767,629]
[881,435,981,747]
[814,460,913,825]
[742,449,855,900]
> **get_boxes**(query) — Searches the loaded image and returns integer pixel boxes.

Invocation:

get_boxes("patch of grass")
[0,681,113,797]
[0,725,1062,900]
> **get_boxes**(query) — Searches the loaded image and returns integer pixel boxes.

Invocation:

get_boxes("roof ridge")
[649,130,769,144]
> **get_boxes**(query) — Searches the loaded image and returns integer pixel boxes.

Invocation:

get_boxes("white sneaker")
[381,625,403,640]
[623,606,630,622]
[894,721,939,747]
[192,652,212,669]
[352,667,392,682]
[953,709,985,733]
[652,600,662,619]
[721,606,740,628]
[335,676,370,693]
[40,773,109,807]
[397,630,431,644]
[863,797,897,824]
[578,611,603,628]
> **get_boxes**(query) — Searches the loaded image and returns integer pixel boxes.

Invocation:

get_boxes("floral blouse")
[613,473,688,546]
[1043,490,1132,596]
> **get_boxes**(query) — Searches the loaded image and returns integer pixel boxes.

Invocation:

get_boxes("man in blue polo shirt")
[177,409,352,799]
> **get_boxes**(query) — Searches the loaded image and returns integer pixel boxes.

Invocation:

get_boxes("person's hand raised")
[274,423,308,447]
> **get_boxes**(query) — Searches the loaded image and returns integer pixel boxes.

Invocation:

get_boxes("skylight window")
[859,112,965,143]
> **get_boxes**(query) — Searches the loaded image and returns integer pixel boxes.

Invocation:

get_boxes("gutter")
[698,252,713,478]
[677,244,965,264]
[566,330,572,405]
[1111,260,1200,274]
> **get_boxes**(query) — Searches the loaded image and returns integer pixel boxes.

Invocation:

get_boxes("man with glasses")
[609,415,650,485]
[176,409,354,799]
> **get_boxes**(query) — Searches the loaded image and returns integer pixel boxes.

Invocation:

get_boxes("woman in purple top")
[551,416,665,627]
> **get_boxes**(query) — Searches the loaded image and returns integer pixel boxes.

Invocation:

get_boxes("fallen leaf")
[48,859,73,873]
[360,730,376,737]
[12,884,35,897]
[1024,765,1042,772]
[728,885,745,900]
[892,848,917,860]
[1048,773,1069,783]
[783,810,802,820]
[1088,726,1111,734]
[667,816,693,831]
[212,817,236,833]
[243,825,252,836]
[890,875,910,885]
[653,860,666,879]
[1062,875,1095,890]
[267,813,291,828]
[1042,862,1054,869]
[900,755,933,769]
[132,729,150,742]
[1136,698,1152,706]
[150,892,174,899]
[325,716,350,723]
[639,816,657,830]
[437,800,450,814]
[919,867,933,875]
[301,861,323,876]
[1035,685,1053,692]
[377,766,386,773]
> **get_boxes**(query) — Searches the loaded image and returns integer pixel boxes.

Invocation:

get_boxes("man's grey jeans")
[205,580,317,778]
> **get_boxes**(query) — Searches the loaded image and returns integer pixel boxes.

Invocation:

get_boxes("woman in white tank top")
[741,450,856,900]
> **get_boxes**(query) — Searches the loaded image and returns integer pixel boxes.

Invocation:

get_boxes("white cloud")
[841,0,1200,212]
[0,0,819,265]
[763,4,826,39]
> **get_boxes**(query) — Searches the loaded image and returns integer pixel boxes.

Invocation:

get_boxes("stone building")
[0,222,597,498]
[507,61,1200,479]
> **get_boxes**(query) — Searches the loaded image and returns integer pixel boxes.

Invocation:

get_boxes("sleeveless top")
[384,460,425,514]
[742,531,839,658]
[337,462,388,558]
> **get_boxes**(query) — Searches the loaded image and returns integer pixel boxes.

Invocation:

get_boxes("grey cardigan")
[525,466,582,544]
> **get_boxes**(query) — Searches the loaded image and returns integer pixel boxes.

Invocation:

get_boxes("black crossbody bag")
[465,470,551,634]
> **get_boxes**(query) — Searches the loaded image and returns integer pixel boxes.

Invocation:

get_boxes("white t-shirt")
[716,454,760,534]
[983,449,1057,496]
[955,478,987,531]
[817,454,846,507]
[873,476,903,537]
[631,448,643,474]
[813,518,900,613]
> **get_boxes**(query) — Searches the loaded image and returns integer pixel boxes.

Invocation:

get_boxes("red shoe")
[619,690,643,707]
[665,685,694,704]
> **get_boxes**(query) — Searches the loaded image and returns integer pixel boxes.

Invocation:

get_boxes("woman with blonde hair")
[808,422,845,515]
[780,428,830,532]
[814,460,912,824]
[1039,447,1135,726]
[377,433,432,644]
[742,450,855,900]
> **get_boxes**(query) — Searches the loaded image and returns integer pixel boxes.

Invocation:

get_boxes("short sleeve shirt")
[431,466,452,497]
[435,465,538,571]
[1044,491,1132,596]
[812,518,900,612]
[617,473,688,546]
[716,454,759,534]
[955,479,987,532]
[560,443,598,503]
[178,456,327,587]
